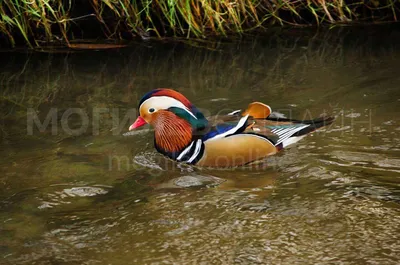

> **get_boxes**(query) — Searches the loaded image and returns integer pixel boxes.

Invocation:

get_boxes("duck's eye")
[148,108,155,113]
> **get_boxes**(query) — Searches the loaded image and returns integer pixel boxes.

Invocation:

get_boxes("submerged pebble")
[174,175,225,188]
[174,176,205,187]
[63,187,108,197]
[156,174,225,189]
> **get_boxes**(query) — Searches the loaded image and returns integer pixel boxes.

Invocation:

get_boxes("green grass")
[0,0,399,47]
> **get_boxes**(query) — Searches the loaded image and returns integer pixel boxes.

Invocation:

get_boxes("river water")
[1,26,399,264]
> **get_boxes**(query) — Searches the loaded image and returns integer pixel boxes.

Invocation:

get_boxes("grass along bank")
[0,0,399,48]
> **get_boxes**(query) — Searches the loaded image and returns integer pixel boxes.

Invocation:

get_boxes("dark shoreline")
[0,0,399,48]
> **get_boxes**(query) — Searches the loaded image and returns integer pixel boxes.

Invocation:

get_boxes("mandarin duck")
[129,89,334,167]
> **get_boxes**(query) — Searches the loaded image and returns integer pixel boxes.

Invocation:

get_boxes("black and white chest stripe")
[176,139,204,164]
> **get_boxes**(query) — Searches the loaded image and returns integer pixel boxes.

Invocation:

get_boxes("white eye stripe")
[141,96,197,119]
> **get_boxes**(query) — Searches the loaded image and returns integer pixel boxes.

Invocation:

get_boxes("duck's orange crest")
[153,88,192,108]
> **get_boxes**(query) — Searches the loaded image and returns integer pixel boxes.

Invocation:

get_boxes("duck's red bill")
[129,116,147,131]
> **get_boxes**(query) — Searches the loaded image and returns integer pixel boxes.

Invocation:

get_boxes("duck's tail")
[268,115,335,149]
[291,115,335,136]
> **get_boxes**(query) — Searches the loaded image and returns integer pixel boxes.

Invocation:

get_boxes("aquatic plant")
[0,0,399,47]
